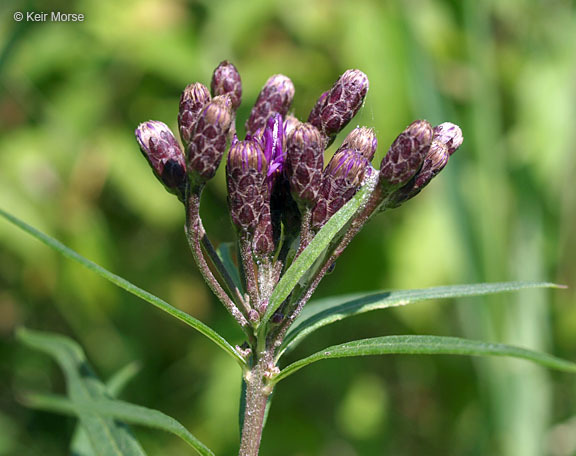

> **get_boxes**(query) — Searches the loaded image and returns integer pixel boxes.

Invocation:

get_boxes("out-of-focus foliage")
[1,0,575,455]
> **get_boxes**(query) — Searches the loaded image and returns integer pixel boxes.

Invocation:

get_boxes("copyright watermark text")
[13,11,85,22]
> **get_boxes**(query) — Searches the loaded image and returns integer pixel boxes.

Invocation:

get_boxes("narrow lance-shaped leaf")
[23,394,214,456]
[273,335,576,384]
[0,208,245,367]
[279,281,563,358]
[260,172,379,327]
[71,362,142,455]
[17,328,147,456]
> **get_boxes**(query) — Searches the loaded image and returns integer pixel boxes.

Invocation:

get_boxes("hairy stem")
[239,233,259,313]
[239,350,274,456]
[186,190,250,329]
[296,207,312,256]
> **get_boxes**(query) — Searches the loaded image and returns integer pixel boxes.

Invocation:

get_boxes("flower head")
[178,83,211,146]
[135,120,187,200]
[285,122,324,207]
[246,74,295,137]
[226,139,270,233]
[211,60,242,110]
[379,120,433,187]
[309,69,369,140]
[390,122,464,205]
[312,148,370,229]
[338,126,378,161]
[187,96,233,183]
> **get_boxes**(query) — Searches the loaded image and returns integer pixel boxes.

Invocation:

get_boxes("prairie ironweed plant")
[4,60,575,456]
[135,61,466,453]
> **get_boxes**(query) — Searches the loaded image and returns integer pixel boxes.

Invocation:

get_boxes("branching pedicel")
[135,61,463,455]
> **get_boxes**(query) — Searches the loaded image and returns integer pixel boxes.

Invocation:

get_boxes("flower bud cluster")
[134,61,463,327]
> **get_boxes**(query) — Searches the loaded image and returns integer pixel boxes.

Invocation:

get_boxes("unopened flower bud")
[307,90,329,129]
[391,122,463,205]
[312,149,370,229]
[338,126,378,161]
[246,74,295,136]
[178,83,211,146]
[309,69,369,138]
[135,121,187,200]
[285,122,324,207]
[283,114,300,139]
[226,140,270,233]
[211,61,242,110]
[432,122,463,155]
[187,96,233,183]
[379,120,433,187]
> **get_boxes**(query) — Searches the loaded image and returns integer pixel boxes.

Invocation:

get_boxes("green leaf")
[274,335,576,384]
[23,394,215,456]
[261,173,379,327]
[106,362,142,398]
[279,281,563,358]
[71,362,142,455]
[216,242,243,293]
[0,208,245,367]
[17,327,147,456]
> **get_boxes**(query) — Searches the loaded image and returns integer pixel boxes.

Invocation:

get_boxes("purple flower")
[262,114,286,182]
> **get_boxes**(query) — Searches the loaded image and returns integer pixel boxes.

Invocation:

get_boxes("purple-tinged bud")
[178,83,211,146]
[432,122,463,156]
[283,114,300,140]
[326,149,369,186]
[338,126,378,161]
[135,121,187,200]
[187,96,233,183]
[312,149,370,229]
[391,122,463,205]
[307,90,329,129]
[379,120,433,187]
[252,208,274,256]
[285,122,324,207]
[309,70,369,138]
[227,138,268,173]
[226,140,270,233]
[211,61,242,110]
[246,74,295,136]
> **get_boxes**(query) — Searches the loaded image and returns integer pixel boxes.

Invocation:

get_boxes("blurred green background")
[1,0,575,454]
